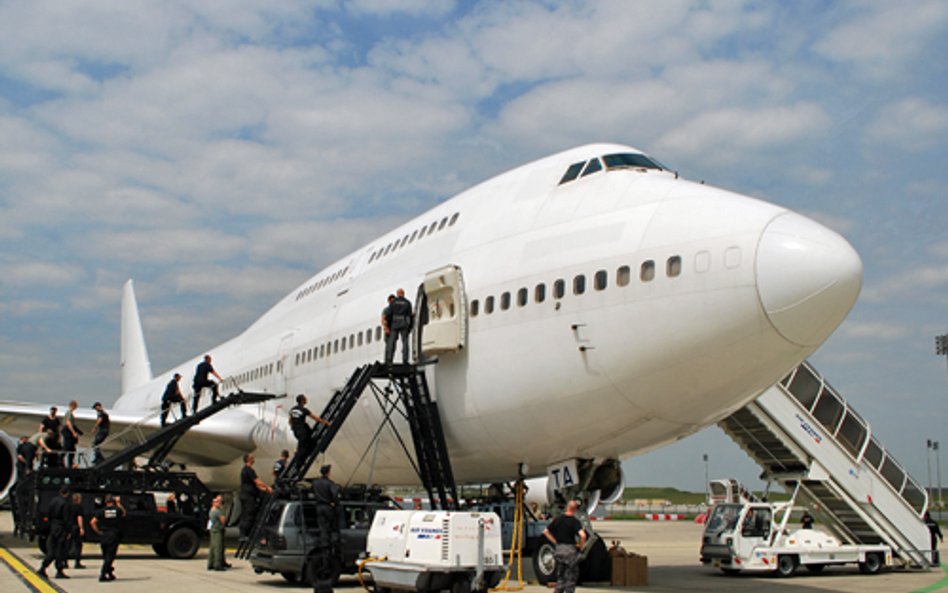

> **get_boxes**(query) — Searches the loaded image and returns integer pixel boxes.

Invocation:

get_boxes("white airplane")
[0,143,862,507]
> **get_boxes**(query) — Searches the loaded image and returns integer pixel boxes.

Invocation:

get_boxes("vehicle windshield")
[705,504,742,535]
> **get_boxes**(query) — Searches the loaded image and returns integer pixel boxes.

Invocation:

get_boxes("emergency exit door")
[416,264,467,357]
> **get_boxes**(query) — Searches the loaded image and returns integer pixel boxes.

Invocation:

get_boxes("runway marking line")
[911,563,948,593]
[0,546,64,593]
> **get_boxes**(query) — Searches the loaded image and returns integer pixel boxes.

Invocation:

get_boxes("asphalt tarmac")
[0,513,944,593]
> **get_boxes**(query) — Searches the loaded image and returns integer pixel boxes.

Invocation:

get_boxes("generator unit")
[365,510,505,593]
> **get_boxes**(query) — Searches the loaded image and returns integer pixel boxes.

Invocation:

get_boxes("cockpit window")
[581,158,602,177]
[559,162,585,185]
[602,153,665,171]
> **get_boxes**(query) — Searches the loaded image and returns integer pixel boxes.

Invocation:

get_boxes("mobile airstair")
[719,361,931,568]
[236,361,459,560]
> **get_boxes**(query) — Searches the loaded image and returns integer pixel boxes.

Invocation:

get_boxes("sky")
[1,0,947,493]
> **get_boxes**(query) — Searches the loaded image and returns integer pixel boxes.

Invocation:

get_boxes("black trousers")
[160,399,187,426]
[239,494,258,539]
[62,435,77,468]
[100,533,119,576]
[193,383,219,409]
[41,526,68,572]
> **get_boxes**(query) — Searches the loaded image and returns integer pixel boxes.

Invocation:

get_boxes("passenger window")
[366,329,372,344]
[573,275,586,295]
[428,222,438,235]
[594,270,607,291]
[333,340,339,353]
[409,230,418,243]
[581,158,602,177]
[617,265,631,287]
[357,333,363,347]
[449,212,460,226]
[500,292,511,310]
[535,284,546,303]
[559,162,585,184]
[485,296,495,314]
[340,339,346,352]
[640,260,655,282]
[667,256,682,278]
[695,250,711,273]
[295,353,300,366]
[438,217,448,230]
[470,299,479,317]
[375,327,382,342]
[517,288,528,307]
[554,279,565,299]
[319,345,325,358]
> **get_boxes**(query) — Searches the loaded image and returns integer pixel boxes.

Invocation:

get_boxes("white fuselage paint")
[111,143,862,491]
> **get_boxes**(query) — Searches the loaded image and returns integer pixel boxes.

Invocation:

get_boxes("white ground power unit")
[365,510,506,593]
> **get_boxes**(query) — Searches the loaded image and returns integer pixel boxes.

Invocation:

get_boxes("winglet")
[121,279,153,395]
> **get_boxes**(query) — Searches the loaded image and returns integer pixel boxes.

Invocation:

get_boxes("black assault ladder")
[236,361,459,559]
[93,390,277,473]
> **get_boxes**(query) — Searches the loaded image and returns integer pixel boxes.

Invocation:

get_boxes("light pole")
[936,441,943,509]
[928,440,934,502]
[703,454,710,500]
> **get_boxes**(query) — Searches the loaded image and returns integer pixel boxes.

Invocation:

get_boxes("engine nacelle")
[0,430,19,502]
[523,460,624,513]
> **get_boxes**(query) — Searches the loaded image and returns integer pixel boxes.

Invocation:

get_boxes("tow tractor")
[700,483,892,577]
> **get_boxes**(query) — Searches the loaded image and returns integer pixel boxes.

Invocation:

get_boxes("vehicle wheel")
[776,555,797,578]
[281,571,300,583]
[533,541,556,586]
[805,563,825,574]
[721,568,741,576]
[859,552,883,575]
[165,526,200,559]
[152,542,169,557]
[306,552,342,587]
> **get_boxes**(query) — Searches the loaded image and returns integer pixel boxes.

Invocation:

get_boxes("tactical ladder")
[94,390,277,472]
[237,361,459,559]
[719,360,932,568]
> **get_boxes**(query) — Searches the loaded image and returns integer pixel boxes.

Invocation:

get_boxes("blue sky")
[1,1,947,492]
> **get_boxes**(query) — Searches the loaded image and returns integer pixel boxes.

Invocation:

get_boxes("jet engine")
[523,459,624,513]
[0,431,18,502]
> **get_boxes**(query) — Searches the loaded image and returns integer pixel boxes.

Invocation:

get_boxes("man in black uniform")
[238,454,272,541]
[289,394,331,451]
[161,373,188,426]
[542,499,587,593]
[16,435,36,477]
[91,494,126,582]
[69,493,86,569]
[91,402,110,464]
[273,449,290,483]
[39,407,62,468]
[800,510,814,529]
[311,464,340,549]
[192,354,224,409]
[39,486,72,579]
[382,289,413,365]
[926,511,943,564]
[311,464,341,593]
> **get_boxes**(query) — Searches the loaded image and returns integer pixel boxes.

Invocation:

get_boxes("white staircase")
[720,361,931,568]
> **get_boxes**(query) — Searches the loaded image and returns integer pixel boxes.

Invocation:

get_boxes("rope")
[492,480,525,591]
[357,556,386,592]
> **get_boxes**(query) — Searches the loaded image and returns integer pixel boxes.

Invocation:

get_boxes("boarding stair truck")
[717,361,933,568]
[700,488,892,577]
[364,509,506,593]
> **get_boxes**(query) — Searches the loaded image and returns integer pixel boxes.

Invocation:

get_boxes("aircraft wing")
[0,400,258,468]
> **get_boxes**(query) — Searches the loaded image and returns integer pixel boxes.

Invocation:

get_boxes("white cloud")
[863,264,948,301]
[841,321,912,341]
[345,0,455,17]
[864,98,948,151]
[0,261,83,287]
[815,1,948,81]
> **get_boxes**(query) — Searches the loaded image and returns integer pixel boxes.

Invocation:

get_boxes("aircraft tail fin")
[121,279,153,395]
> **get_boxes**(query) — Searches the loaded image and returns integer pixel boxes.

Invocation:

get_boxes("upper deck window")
[602,153,665,171]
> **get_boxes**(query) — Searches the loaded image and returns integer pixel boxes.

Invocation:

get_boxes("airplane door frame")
[276,330,296,396]
[414,264,468,362]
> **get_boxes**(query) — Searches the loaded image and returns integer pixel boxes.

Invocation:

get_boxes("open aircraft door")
[415,264,467,359]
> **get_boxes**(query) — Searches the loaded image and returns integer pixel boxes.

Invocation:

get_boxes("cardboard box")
[608,543,648,587]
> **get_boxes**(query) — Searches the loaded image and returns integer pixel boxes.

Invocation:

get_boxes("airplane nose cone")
[756,212,863,347]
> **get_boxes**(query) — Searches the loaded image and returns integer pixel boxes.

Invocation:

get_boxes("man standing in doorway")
[193,354,224,410]
[238,454,272,541]
[161,373,187,426]
[543,500,587,593]
[62,400,81,468]
[382,289,413,365]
